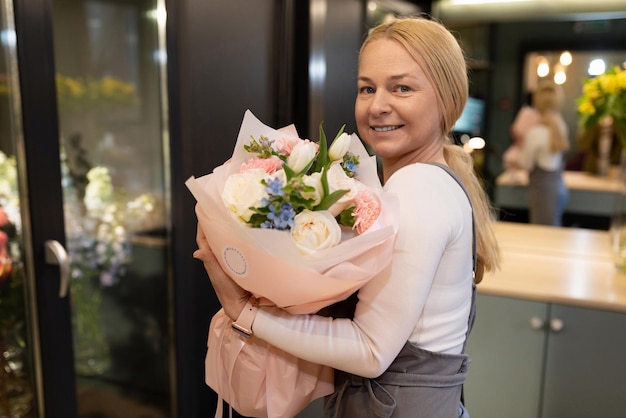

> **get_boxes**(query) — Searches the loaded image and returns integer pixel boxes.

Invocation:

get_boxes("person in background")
[195,16,500,418]
[516,82,570,226]
[501,92,541,181]
[510,92,541,144]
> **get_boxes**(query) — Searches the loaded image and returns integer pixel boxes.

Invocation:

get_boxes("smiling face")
[355,38,444,179]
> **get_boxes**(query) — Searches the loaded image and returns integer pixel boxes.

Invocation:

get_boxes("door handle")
[44,240,70,298]
[530,316,545,330]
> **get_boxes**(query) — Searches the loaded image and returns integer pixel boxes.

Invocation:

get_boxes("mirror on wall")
[520,49,626,172]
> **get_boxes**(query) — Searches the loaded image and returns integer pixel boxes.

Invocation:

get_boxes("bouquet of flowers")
[186,110,398,418]
[577,65,626,146]
[187,110,397,313]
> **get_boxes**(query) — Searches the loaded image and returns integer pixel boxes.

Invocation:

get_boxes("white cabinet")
[465,293,626,418]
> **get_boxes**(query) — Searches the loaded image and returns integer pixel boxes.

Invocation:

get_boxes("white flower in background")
[84,166,114,218]
[290,209,342,255]
[0,151,21,233]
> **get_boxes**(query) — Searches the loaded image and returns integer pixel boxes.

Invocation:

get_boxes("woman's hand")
[194,222,251,320]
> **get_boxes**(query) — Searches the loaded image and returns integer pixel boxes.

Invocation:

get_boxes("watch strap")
[231,297,258,338]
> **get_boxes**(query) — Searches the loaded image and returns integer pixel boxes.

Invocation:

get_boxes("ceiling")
[432,0,626,24]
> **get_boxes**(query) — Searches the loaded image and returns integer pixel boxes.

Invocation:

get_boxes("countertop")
[479,222,626,313]
[496,169,620,192]
[493,169,621,217]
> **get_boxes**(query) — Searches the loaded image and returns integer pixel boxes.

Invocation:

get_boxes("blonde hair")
[362,17,500,280]
[532,82,570,153]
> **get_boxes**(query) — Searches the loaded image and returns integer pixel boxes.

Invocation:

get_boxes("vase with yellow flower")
[577,65,626,175]
[578,66,626,270]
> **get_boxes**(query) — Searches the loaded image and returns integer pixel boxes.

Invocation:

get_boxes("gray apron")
[527,165,568,226]
[323,163,477,418]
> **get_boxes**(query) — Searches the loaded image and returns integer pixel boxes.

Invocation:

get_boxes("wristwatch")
[231,297,259,338]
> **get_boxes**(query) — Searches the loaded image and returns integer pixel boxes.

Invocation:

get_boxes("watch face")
[231,323,252,338]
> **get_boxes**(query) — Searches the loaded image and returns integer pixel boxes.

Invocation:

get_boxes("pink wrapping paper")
[206,310,334,418]
[187,110,398,418]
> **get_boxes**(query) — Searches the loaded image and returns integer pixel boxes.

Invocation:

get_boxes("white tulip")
[328,133,351,161]
[287,140,318,173]
[301,172,324,206]
[325,162,359,216]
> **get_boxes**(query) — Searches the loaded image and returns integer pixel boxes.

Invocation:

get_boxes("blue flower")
[265,177,285,196]
[341,152,360,178]
[262,202,295,230]
[344,161,356,173]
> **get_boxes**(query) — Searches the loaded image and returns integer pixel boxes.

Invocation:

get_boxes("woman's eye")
[359,86,375,94]
[396,85,411,93]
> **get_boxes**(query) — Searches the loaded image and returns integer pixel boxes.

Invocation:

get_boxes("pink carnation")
[0,230,7,249]
[0,230,11,281]
[271,136,301,156]
[0,207,7,227]
[352,190,381,234]
[273,137,319,157]
[240,156,283,174]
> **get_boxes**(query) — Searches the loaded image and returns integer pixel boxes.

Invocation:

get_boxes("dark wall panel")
[168,1,277,416]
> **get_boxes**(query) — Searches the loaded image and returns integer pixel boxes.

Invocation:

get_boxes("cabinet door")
[542,304,626,418]
[464,294,549,418]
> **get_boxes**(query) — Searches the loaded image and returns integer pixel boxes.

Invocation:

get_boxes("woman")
[195,17,500,418]
[502,93,540,178]
[517,82,570,226]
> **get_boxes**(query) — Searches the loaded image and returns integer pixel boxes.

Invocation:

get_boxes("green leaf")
[312,122,329,173]
[320,164,330,196]
[315,189,348,211]
[290,195,316,211]
[332,124,346,142]
[247,212,269,228]
[337,207,355,227]
[283,164,297,181]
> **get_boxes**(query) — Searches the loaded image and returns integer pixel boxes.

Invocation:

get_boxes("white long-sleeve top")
[253,163,474,378]
[519,125,565,172]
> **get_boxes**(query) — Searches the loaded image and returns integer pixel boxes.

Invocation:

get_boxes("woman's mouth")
[373,125,401,132]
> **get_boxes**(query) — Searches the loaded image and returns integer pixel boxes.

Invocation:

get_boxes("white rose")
[290,210,342,255]
[301,172,323,206]
[328,132,351,161]
[287,140,318,173]
[221,168,269,223]
[325,162,359,216]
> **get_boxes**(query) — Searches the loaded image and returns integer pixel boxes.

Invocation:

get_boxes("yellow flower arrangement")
[55,74,139,113]
[577,65,626,146]
[1,75,138,110]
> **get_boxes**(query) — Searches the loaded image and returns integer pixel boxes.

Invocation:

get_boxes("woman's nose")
[369,91,391,115]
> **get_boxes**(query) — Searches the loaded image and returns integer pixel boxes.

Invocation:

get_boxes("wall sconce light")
[559,51,572,66]
[588,58,606,76]
[554,67,567,85]
[537,57,550,77]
